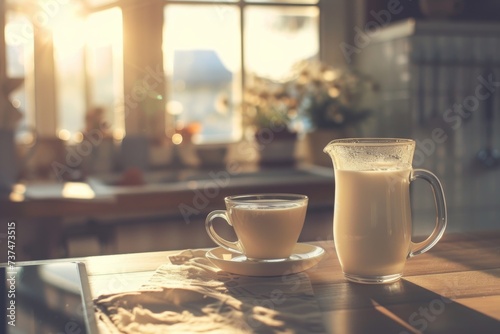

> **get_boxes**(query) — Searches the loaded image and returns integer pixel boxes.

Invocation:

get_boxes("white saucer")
[206,243,325,277]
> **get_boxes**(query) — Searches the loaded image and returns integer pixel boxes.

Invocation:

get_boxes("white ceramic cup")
[205,194,308,261]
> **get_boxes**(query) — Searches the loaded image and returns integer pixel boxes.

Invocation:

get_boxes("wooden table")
[78,230,500,333]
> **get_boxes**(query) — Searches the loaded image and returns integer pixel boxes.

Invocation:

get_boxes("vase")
[304,128,354,167]
[254,129,298,166]
[195,143,228,169]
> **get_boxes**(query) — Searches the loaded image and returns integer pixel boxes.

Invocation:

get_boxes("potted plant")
[243,75,300,165]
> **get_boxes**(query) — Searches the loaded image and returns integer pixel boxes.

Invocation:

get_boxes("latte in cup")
[205,194,308,261]
[230,201,306,260]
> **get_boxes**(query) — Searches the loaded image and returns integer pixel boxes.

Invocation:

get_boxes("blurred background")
[0,0,499,261]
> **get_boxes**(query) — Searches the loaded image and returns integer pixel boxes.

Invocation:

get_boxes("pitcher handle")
[408,169,447,258]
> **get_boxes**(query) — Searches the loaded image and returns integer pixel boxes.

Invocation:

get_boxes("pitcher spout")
[323,138,357,167]
[322,139,339,156]
[322,140,337,166]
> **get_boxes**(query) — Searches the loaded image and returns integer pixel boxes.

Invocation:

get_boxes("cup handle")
[205,210,241,253]
[409,169,447,258]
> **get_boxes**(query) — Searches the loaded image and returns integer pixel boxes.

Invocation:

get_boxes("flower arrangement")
[243,75,299,135]
[289,60,376,131]
[243,60,376,134]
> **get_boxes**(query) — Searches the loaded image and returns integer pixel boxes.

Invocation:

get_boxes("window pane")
[53,13,86,138]
[164,4,241,143]
[86,7,124,137]
[244,6,319,80]
[4,10,35,138]
[54,5,124,140]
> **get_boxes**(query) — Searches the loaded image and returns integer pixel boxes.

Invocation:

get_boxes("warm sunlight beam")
[62,182,96,199]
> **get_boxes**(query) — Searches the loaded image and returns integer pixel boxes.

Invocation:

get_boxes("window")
[4,0,123,142]
[4,0,330,146]
[163,4,242,143]
[164,0,320,143]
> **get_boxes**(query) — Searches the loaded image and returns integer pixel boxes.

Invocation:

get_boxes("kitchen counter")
[0,164,335,261]
[2,164,333,219]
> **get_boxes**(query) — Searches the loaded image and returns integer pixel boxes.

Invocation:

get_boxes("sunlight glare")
[51,7,85,54]
[62,182,96,200]
[86,9,123,48]
[9,184,26,202]
[74,132,84,143]
[58,129,71,141]
[167,101,184,116]
[113,128,125,141]
[172,133,183,145]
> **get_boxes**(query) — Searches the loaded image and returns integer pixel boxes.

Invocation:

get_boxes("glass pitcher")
[324,138,447,284]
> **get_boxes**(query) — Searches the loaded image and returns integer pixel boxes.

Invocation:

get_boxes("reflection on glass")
[244,5,319,80]
[164,4,241,143]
